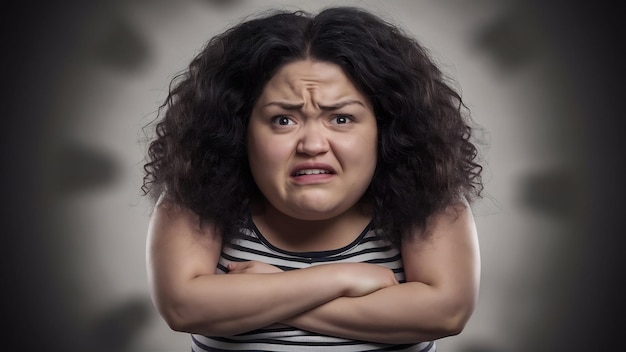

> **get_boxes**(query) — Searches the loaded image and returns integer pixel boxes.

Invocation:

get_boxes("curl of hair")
[142,7,484,245]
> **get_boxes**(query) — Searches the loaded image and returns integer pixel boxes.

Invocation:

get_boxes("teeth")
[295,169,331,176]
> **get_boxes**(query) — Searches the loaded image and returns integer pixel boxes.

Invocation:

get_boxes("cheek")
[361,146,378,179]
[351,132,377,162]
[335,133,378,177]
[360,133,379,181]
[249,141,284,168]
[248,135,289,187]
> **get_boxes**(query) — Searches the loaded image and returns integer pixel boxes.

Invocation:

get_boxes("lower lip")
[291,173,335,185]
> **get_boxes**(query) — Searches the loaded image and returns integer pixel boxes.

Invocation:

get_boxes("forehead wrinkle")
[304,85,321,111]
[260,60,366,115]
[260,78,304,108]
[318,100,365,111]
[263,81,365,113]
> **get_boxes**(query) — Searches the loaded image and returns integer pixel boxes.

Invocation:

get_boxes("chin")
[293,213,337,221]
[286,205,348,221]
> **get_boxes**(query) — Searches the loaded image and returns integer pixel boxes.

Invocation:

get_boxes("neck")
[251,201,372,252]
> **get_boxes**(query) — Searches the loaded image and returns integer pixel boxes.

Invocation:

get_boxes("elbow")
[437,300,476,337]
[399,305,473,344]
[419,312,470,341]
[430,281,478,338]
[162,312,189,333]
[397,300,475,343]
[152,289,205,333]
[441,314,468,337]
[409,294,475,341]
[155,299,195,333]
[159,303,213,334]
[154,296,241,336]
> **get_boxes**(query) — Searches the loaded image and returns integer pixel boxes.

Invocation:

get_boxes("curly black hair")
[142,6,484,246]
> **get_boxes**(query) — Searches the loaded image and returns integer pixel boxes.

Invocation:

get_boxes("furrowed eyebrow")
[263,100,364,111]
[318,100,364,111]
[263,102,304,110]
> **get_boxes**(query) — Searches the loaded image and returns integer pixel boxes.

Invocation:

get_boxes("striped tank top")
[191,218,436,352]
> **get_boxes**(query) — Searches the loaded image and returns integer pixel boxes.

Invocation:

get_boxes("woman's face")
[248,60,377,221]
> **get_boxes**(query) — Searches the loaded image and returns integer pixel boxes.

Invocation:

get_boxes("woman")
[142,6,483,351]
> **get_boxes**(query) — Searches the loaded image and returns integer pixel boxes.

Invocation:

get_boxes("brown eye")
[272,116,295,126]
[330,115,353,124]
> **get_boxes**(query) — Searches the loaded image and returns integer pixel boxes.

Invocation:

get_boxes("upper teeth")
[295,169,330,176]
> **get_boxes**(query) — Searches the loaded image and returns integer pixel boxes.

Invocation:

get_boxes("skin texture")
[147,196,399,336]
[281,202,480,343]
[142,7,484,248]
[146,60,480,343]
[248,60,378,251]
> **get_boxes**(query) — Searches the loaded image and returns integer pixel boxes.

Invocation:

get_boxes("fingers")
[227,261,246,273]
[340,263,399,297]
[227,261,284,274]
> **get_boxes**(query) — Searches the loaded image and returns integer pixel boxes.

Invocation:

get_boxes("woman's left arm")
[282,202,481,344]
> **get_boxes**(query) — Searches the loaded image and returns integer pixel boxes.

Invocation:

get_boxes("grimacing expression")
[247,60,378,221]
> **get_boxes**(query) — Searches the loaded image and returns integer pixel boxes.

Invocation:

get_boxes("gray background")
[5,0,624,351]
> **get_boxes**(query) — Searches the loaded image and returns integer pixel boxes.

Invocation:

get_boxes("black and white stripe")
[192,220,436,352]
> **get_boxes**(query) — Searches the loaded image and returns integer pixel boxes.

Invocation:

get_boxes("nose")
[296,123,329,156]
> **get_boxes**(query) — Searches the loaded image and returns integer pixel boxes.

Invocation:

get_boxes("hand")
[333,263,399,297]
[227,261,284,274]
[228,261,397,297]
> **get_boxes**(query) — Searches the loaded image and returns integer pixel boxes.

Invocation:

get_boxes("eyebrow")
[263,100,365,111]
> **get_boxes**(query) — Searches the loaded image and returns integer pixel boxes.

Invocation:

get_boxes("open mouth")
[292,169,334,177]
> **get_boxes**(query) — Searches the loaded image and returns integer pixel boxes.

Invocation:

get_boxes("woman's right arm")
[146,197,397,336]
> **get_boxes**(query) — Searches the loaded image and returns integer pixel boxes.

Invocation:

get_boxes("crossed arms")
[146,198,480,344]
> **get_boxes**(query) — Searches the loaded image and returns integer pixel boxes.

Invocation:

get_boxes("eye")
[330,114,353,125]
[272,116,296,126]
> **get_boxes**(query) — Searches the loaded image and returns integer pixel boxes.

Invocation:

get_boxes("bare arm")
[282,203,481,343]
[146,197,398,336]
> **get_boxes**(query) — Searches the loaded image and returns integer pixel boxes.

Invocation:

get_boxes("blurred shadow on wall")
[87,297,153,352]
[5,0,624,351]
[6,0,259,350]
[470,0,625,350]
[6,1,155,351]
[464,1,586,350]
